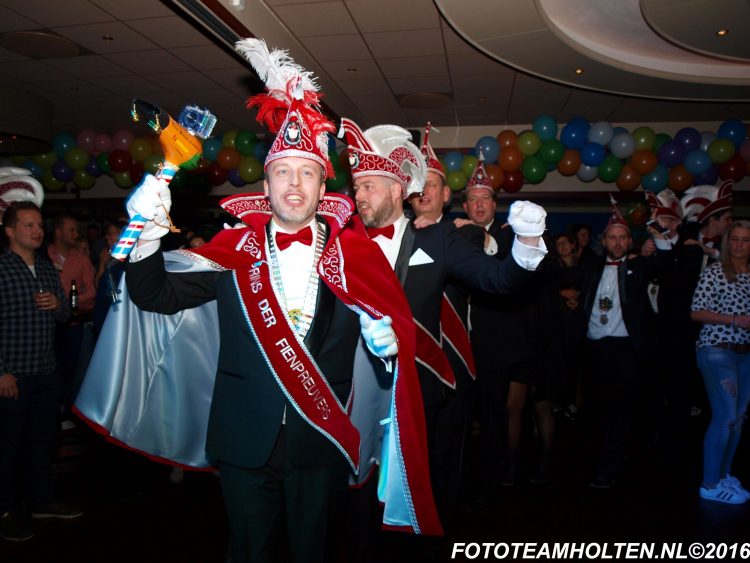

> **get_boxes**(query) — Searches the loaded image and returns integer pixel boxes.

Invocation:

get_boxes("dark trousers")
[0,371,62,513]
[219,428,349,563]
[583,337,639,481]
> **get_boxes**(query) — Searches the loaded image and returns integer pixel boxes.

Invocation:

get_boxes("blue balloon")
[227,168,247,187]
[22,159,43,179]
[51,159,74,182]
[700,131,716,152]
[674,127,701,152]
[683,150,711,176]
[611,126,629,139]
[52,133,76,159]
[587,121,613,145]
[561,118,590,150]
[474,136,499,163]
[576,163,597,182]
[85,156,102,177]
[443,151,464,172]
[693,165,718,186]
[657,140,686,168]
[580,142,605,167]
[532,115,557,142]
[642,164,668,192]
[253,141,269,162]
[717,119,747,149]
[327,134,337,153]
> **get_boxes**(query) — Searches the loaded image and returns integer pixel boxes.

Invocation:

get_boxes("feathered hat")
[645,188,683,221]
[0,167,44,220]
[680,179,733,224]
[421,123,445,179]
[465,151,493,193]
[338,117,426,198]
[605,194,630,234]
[235,38,335,179]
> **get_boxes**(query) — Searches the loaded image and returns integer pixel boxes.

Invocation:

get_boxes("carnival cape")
[75,192,441,536]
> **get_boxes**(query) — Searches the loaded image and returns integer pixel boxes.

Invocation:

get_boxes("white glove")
[508,200,546,237]
[360,313,398,358]
[125,174,172,241]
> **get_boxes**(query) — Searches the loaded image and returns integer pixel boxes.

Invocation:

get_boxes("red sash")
[440,292,477,380]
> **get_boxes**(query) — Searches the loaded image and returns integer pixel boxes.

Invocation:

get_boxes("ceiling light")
[1,30,81,59]
[347,67,357,73]
[715,28,729,37]
[478,96,487,102]
[575,68,584,75]
[102,35,114,41]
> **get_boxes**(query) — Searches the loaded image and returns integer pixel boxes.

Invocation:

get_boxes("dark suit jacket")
[125,222,363,470]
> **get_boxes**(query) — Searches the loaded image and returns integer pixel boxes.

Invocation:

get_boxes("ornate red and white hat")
[465,152,493,193]
[421,123,445,179]
[680,179,733,224]
[236,38,335,179]
[0,167,44,217]
[604,194,630,234]
[645,188,683,221]
[338,117,426,198]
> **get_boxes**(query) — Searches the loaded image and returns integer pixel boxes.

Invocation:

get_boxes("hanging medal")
[599,296,613,325]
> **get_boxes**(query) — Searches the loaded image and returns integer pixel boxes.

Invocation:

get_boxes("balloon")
[708,138,735,164]
[517,131,541,156]
[521,155,546,184]
[576,164,597,182]
[632,126,656,151]
[234,131,257,156]
[326,172,348,192]
[443,151,463,172]
[532,116,557,142]
[143,154,164,175]
[610,127,629,141]
[94,133,112,154]
[587,121,614,146]
[502,170,523,193]
[253,141,269,162]
[42,169,65,191]
[149,135,163,157]
[202,138,222,162]
[328,134,337,153]
[580,142,605,167]
[718,153,746,182]
[76,129,96,154]
[206,162,228,186]
[629,203,649,226]
[539,139,564,164]
[129,161,144,185]
[561,118,589,150]
[657,140,686,168]
[496,129,518,149]
[498,146,523,172]
[217,147,241,170]
[222,130,237,149]
[446,170,467,192]
[52,133,76,158]
[630,150,658,175]
[683,150,711,176]
[653,133,671,152]
[112,129,135,151]
[674,127,701,152]
[238,156,263,183]
[129,138,152,162]
[113,170,133,189]
[187,158,209,176]
[108,149,132,173]
[33,151,57,168]
[616,164,641,191]
[609,133,636,159]
[484,164,504,191]
[475,136,500,163]
[557,149,581,176]
[740,140,750,161]
[642,164,668,192]
[73,169,95,190]
[227,168,247,188]
[461,155,479,177]
[22,159,43,179]
[699,131,716,153]
[52,160,74,182]
[717,119,747,149]
[668,165,692,192]
[85,156,102,177]
[96,152,111,175]
[338,150,352,174]
[693,166,718,186]
[64,147,89,171]
[597,155,622,183]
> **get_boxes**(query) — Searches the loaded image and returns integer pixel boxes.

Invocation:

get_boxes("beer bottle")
[70,279,79,312]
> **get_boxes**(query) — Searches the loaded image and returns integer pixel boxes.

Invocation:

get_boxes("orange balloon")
[668,164,692,193]
[484,163,504,191]
[616,163,641,191]
[498,146,523,172]
[496,129,518,149]
[556,149,581,176]
[630,150,657,175]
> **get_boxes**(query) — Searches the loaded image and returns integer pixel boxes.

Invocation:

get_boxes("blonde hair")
[721,219,750,283]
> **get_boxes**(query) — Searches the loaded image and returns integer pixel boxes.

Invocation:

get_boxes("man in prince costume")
[75,39,440,562]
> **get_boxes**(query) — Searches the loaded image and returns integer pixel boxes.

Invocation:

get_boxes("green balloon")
[461,155,478,177]
[446,170,467,192]
[521,155,546,184]
[326,172,347,192]
[73,169,95,190]
[238,156,263,183]
[113,170,133,189]
[234,131,257,156]
[10,155,27,165]
[632,126,656,151]
[143,154,164,175]
[34,151,58,168]
[707,138,735,164]
[97,152,111,174]
[517,131,541,157]
[539,138,564,164]
[64,147,89,171]
[598,155,623,183]
[222,130,237,149]
[42,169,65,191]
[653,133,671,152]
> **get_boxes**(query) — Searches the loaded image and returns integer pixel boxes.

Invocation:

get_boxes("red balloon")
[129,161,144,185]
[668,164,692,193]
[718,153,746,183]
[616,163,641,191]
[502,170,523,193]
[216,147,241,170]
[630,150,658,175]
[108,149,132,173]
[496,129,518,149]
[498,146,523,172]
[556,149,581,176]
[206,162,228,186]
[484,163,504,191]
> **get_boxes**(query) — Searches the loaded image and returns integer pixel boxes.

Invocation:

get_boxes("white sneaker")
[699,482,746,504]
[723,475,750,500]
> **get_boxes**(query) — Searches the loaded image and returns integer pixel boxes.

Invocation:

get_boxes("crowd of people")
[1,37,748,563]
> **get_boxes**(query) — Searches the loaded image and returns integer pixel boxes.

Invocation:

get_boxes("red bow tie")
[366,224,395,240]
[275,226,313,251]
[605,261,622,266]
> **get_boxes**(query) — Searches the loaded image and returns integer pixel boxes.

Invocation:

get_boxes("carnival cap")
[645,188,683,221]
[421,123,445,179]
[465,151,493,193]
[680,179,733,224]
[604,194,631,235]
[0,167,44,217]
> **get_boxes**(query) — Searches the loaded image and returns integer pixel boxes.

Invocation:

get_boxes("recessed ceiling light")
[102,35,114,41]
[1,31,81,59]
[478,96,487,102]
[575,67,584,75]
[716,28,729,37]
[346,67,357,73]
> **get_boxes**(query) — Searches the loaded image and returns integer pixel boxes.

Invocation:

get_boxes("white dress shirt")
[370,214,409,270]
[268,218,317,312]
[587,258,629,340]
